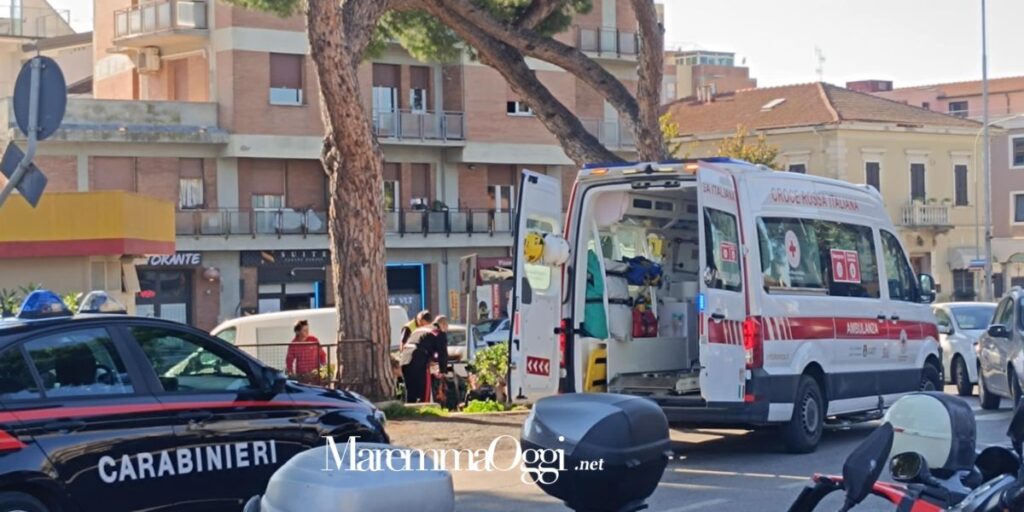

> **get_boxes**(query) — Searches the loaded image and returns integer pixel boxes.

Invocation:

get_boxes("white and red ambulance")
[509,158,941,452]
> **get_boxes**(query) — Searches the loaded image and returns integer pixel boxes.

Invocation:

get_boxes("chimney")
[846,80,894,93]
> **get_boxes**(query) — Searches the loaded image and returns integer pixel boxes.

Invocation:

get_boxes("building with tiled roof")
[663,82,988,300]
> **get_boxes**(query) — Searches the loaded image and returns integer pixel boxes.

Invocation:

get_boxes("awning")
[947,247,984,270]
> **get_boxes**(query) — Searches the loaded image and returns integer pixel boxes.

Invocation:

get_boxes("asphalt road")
[453,387,1017,512]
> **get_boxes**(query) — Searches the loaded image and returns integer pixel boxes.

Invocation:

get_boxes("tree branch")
[417,0,622,166]
[515,0,566,29]
[629,0,667,160]
[415,0,663,161]
[341,0,398,64]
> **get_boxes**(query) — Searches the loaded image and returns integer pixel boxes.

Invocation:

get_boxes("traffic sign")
[13,56,66,141]
[0,143,47,207]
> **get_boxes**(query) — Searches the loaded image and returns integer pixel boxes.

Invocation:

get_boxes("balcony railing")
[0,4,72,38]
[372,110,465,142]
[577,26,638,57]
[176,208,516,237]
[114,0,208,39]
[898,203,952,228]
[581,118,635,149]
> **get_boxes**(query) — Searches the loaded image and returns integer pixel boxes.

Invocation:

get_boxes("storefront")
[241,250,329,314]
[386,263,427,317]
[136,252,203,324]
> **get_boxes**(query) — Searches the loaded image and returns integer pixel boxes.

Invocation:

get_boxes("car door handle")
[177,411,214,422]
[890,315,901,321]
[43,419,86,433]
[877,314,887,321]
[710,312,726,321]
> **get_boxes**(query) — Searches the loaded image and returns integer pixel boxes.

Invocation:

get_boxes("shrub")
[381,402,447,420]
[463,400,506,413]
[474,342,508,388]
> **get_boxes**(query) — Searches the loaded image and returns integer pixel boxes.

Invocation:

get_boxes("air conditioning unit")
[135,47,161,73]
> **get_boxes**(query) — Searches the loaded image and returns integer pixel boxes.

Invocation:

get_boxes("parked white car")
[933,302,997,396]
[481,318,511,344]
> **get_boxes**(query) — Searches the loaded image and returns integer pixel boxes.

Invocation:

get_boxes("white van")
[211,306,409,370]
[510,158,941,452]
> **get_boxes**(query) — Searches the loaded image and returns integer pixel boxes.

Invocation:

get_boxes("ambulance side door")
[698,167,748,403]
[509,170,563,401]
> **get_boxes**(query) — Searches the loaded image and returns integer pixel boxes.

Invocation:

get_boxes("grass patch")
[462,399,506,413]
[382,402,448,420]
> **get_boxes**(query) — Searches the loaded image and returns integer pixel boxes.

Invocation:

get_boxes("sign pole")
[0,58,40,208]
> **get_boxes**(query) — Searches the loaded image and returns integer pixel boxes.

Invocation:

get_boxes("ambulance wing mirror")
[918,274,936,304]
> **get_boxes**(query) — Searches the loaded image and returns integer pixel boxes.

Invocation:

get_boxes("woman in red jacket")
[285,320,327,380]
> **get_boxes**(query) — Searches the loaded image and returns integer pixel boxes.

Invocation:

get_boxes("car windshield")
[474,319,503,336]
[951,305,996,330]
[448,328,467,347]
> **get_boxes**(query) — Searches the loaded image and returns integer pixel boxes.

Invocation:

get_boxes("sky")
[47,1,1024,89]
[661,0,1024,88]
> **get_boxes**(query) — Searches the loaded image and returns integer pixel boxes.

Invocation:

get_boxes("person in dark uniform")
[399,315,449,403]
[399,310,433,349]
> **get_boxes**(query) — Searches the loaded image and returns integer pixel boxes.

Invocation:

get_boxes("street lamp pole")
[982,0,994,300]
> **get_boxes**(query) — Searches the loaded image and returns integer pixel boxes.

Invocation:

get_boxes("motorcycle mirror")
[889,452,928,483]
[842,423,894,509]
[1008,398,1024,458]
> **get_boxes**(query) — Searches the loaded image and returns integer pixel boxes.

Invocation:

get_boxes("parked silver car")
[932,302,997,396]
[977,288,1024,409]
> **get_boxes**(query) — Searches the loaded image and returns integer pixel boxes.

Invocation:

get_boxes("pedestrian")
[399,315,449,403]
[399,309,433,349]
[285,320,327,381]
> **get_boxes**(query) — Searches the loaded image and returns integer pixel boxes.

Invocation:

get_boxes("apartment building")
[0,0,640,330]
[664,83,983,300]
[662,49,756,103]
[858,77,1024,298]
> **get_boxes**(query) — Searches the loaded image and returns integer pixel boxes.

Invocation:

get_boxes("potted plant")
[472,343,509,403]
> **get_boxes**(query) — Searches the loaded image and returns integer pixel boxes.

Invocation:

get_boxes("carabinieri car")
[0,291,388,512]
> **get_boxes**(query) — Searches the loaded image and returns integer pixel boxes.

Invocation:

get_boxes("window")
[1013,137,1024,168]
[373,87,398,113]
[787,164,807,174]
[24,328,134,398]
[179,178,204,209]
[523,217,555,292]
[994,298,1013,327]
[757,218,879,298]
[506,101,533,116]
[952,269,975,300]
[865,162,881,192]
[410,89,427,113]
[252,194,285,234]
[214,327,236,344]
[934,309,953,331]
[269,53,303,106]
[704,208,742,292]
[881,230,920,303]
[954,164,969,206]
[922,102,930,110]
[488,185,515,212]
[131,327,254,393]
[1014,193,1024,223]
[948,101,969,117]
[383,180,399,212]
[409,65,429,113]
[0,347,40,401]
[910,163,926,201]
[950,305,995,330]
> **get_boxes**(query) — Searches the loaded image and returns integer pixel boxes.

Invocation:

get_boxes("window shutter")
[270,53,302,90]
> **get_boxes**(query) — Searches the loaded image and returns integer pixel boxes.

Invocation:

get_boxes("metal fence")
[114,0,208,38]
[0,4,71,38]
[373,110,465,141]
[577,26,638,56]
[236,342,338,387]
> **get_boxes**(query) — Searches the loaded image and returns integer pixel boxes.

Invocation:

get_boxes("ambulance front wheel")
[781,376,824,454]
[0,491,49,512]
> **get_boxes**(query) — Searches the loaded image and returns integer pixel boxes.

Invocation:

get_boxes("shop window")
[704,208,742,292]
[179,177,204,209]
[137,270,192,324]
[24,328,134,398]
[269,53,304,106]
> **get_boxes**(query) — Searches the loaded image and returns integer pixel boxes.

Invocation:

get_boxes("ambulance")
[509,158,941,453]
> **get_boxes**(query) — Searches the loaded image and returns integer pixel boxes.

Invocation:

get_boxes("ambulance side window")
[881,230,920,303]
[814,221,881,299]
[757,217,824,292]
[703,208,742,292]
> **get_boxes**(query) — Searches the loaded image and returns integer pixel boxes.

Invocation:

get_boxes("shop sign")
[243,250,330,267]
[146,252,202,267]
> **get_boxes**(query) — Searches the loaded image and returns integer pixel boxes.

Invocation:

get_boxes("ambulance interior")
[573,183,706,397]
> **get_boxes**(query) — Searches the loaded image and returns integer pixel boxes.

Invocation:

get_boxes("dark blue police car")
[0,291,388,512]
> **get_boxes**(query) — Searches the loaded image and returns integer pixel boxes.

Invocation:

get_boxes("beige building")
[1,0,640,329]
[664,82,983,300]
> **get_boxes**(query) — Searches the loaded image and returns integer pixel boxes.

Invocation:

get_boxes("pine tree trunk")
[306,1,395,400]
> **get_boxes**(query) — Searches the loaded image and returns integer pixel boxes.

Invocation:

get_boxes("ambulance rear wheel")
[781,376,823,454]
[0,491,49,512]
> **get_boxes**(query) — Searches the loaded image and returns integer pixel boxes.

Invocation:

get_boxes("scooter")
[788,394,1024,512]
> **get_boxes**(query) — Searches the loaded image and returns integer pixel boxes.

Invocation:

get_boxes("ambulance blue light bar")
[17,290,73,320]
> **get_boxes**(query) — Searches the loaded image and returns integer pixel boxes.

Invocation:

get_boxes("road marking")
[658,498,729,512]
[673,467,807,480]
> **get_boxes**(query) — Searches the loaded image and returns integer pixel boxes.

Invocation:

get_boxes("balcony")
[576,26,638,59]
[113,0,208,51]
[177,208,515,238]
[581,118,635,149]
[898,203,952,230]
[0,4,73,40]
[372,110,465,145]
[1,97,228,144]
